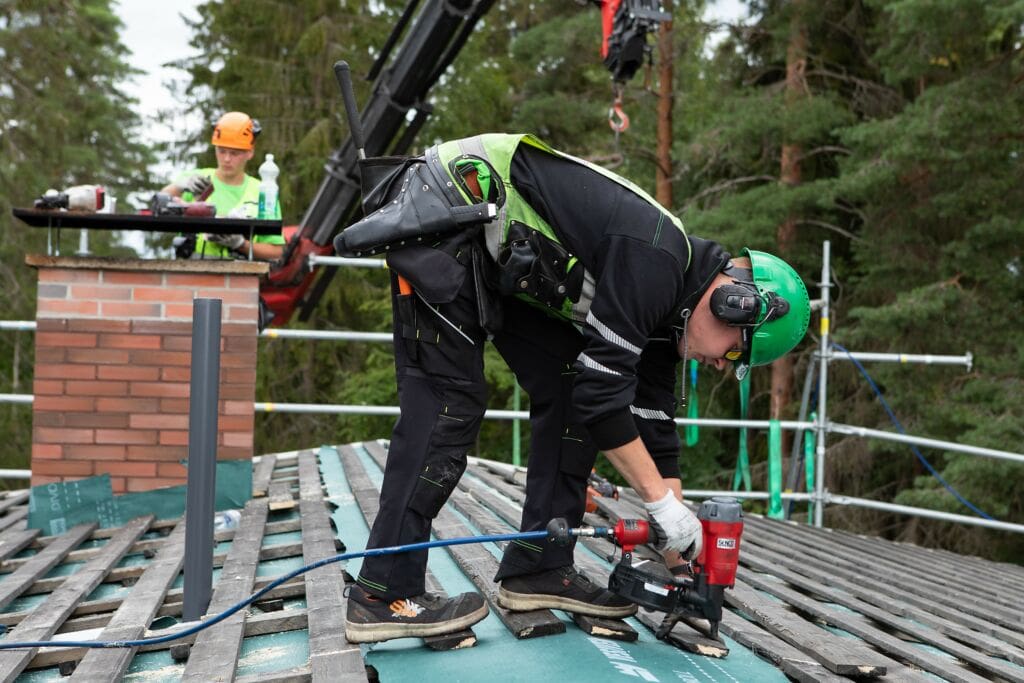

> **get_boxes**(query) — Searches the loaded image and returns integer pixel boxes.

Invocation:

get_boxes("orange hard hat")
[211,112,259,150]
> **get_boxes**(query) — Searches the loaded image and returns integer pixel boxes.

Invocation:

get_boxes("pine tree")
[0,0,155,474]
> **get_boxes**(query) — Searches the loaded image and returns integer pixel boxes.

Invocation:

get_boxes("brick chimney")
[26,256,269,494]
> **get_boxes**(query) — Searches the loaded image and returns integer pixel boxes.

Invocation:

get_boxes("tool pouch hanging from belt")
[496,221,584,309]
[333,160,496,258]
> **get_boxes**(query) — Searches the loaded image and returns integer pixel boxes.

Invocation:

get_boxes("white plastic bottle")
[257,153,279,219]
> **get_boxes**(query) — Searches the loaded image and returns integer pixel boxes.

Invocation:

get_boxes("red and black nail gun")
[548,497,743,640]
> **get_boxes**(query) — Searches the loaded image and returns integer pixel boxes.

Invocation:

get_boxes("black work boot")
[344,585,489,643]
[497,566,637,618]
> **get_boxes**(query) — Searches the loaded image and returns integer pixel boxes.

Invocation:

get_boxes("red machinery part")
[694,497,743,587]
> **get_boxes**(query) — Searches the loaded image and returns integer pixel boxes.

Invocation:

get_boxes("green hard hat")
[734,249,811,380]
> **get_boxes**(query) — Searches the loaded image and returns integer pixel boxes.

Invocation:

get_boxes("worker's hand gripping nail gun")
[547,497,743,641]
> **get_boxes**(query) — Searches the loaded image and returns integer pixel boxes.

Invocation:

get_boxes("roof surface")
[0,443,1019,681]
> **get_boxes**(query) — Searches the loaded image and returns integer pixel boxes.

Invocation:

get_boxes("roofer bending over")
[334,134,810,643]
[161,111,285,260]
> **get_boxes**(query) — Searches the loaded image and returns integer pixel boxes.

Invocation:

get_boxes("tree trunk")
[771,2,807,453]
[656,0,674,208]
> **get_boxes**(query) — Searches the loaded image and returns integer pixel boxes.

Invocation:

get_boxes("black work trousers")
[357,270,598,601]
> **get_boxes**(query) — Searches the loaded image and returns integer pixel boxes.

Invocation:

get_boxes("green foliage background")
[1,0,1021,562]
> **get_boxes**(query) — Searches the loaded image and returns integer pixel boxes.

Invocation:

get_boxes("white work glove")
[177,174,213,197]
[644,490,703,561]
[205,233,245,251]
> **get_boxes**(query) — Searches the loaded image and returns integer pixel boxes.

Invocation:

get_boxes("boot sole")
[497,586,637,619]
[344,602,489,643]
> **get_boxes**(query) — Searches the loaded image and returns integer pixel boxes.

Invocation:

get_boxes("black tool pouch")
[334,162,495,258]
[496,222,583,309]
[471,241,503,334]
[358,156,418,214]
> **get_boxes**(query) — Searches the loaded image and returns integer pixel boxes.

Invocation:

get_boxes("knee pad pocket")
[408,411,479,518]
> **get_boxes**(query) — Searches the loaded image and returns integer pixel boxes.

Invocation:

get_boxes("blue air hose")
[0,529,551,650]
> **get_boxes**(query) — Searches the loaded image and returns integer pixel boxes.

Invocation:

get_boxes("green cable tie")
[767,419,783,519]
[732,373,752,492]
[685,359,699,446]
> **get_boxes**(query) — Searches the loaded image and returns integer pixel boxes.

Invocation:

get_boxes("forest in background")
[1,0,1021,563]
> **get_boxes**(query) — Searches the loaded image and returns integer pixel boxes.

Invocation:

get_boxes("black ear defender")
[251,118,262,139]
[711,282,762,326]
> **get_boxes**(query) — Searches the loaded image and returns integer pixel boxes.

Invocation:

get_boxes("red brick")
[64,445,127,461]
[217,447,252,460]
[35,363,96,380]
[161,336,194,352]
[130,413,188,430]
[223,400,254,416]
[157,463,188,478]
[159,430,189,446]
[226,305,257,322]
[221,323,252,336]
[102,271,163,286]
[36,332,97,348]
[166,273,227,288]
[197,289,256,305]
[39,269,99,284]
[222,368,257,384]
[97,333,162,350]
[32,444,63,460]
[218,415,254,431]
[68,319,131,333]
[33,460,94,476]
[164,304,197,320]
[67,348,130,365]
[33,395,94,412]
[132,320,190,335]
[127,445,186,461]
[96,397,160,413]
[64,413,130,429]
[109,477,126,494]
[65,380,129,397]
[126,476,186,492]
[132,286,195,303]
[227,275,260,289]
[160,367,191,382]
[218,354,253,368]
[130,382,189,398]
[69,285,132,301]
[129,350,191,367]
[159,398,190,414]
[32,379,64,395]
[32,412,64,428]
[96,461,156,478]
[222,431,253,448]
[34,347,66,364]
[37,300,99,317]
[95,429,158,445]
[36,319,68,332]
[97,365,160,382]
[31,475,65,487]
[34,427,94,444]
[219,384,255,401]
[223,336,258,354]
[100,302,162,318]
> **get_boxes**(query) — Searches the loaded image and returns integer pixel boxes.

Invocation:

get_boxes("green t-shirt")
[173,167,284,258]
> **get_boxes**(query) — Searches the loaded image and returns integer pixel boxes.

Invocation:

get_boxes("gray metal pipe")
[825,494,1024,534]
[183,298,222,622]
[307,254,386,269]
[260,328,391,342]
[0,394,32,404]
[828,422,1024,465]
[814,240,832,527]
[824,349,973,369]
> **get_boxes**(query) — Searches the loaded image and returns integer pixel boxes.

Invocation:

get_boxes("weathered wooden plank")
[252,453,277,497]
[741,525,1024,658]
[0,508,28,534]
[236,666,312,683]
[181,498,269,683]
[268,479,296,511]
[0,516,153,682]
[717,611,866,683]
[362,441,565,640]
[632,609,725,656]
[0,523,96,612]
[0,529,39,564]
[738,552,1024,682]
[338,444,477,650]
[726,579,889,677]
[297,451,367,682]
[745,515,1024,628]
[0,491,29,515]
[69,520,188,682]
[28,607,309,671]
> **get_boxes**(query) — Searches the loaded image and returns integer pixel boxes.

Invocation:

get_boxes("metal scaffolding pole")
[814,240,832,527]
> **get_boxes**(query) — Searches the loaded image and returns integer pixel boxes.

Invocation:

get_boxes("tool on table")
[34,185,106,212]
[548,496,743,642]
[148,192,216,218]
